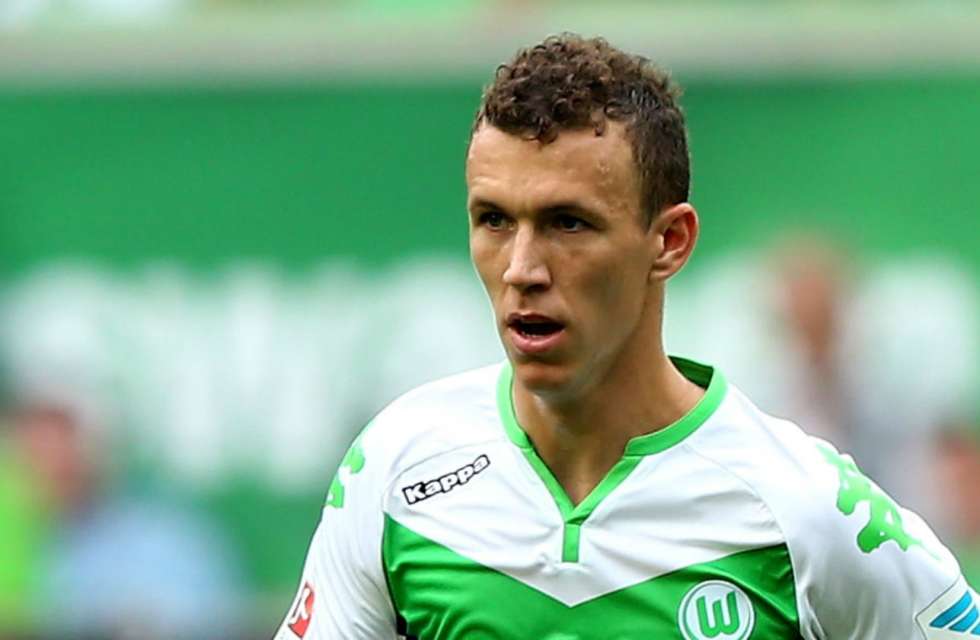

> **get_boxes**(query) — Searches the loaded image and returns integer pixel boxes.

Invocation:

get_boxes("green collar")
[494,356,727,561]
[496,356,727,458]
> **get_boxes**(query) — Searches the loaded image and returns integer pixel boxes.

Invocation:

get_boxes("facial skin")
[13,404,99,515]
[467,122,697,407]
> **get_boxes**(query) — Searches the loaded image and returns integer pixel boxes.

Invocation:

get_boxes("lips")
[505,312,566,355]
[507,312,564,335]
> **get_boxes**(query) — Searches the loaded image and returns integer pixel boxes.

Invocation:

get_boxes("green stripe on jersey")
[383,515,800,640]
[496,357,728,562]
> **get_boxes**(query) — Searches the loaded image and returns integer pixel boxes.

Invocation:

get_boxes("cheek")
[470,241,502,295]
[576,250,648,323]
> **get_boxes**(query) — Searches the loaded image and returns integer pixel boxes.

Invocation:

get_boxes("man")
[3,393,244,638]
[275,35,976,639]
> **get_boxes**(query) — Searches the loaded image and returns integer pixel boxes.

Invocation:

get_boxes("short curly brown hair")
[473,34,690,223]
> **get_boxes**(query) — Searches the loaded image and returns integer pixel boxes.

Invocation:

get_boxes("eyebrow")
[467,197,503,213]
[468,198,597,218]
[540,202,597,218]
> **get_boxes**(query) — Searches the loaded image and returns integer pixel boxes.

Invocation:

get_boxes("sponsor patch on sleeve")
[286,581,316,638]
[916,576,980,638]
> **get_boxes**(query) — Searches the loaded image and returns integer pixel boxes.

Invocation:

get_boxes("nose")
[502,225,551,291]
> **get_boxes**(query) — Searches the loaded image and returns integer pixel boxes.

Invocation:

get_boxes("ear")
[648,203,699,282]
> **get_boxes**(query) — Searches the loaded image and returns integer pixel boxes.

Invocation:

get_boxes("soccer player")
[275,35,977,639]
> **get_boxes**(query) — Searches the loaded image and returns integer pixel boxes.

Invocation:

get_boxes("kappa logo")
[819,444,921,554]
[326,433,366,510]
[678,581,755,640]
[401,454,490,505]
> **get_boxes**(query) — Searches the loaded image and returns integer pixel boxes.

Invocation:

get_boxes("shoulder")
[352,362,506,488]
[685,382,841,526]
[688,381,963,638]
[688,381,952,555]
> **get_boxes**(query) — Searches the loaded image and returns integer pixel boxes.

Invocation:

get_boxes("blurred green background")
[3,76,980,276]
[1,2,979,637]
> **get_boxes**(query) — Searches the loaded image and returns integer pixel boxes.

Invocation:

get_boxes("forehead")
[465,123,639,211]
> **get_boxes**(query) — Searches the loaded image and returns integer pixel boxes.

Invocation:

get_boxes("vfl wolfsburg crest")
[678,581,755,640]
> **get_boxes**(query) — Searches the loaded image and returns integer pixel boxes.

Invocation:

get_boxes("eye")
[554,214,588,232]
[479,211,507,229]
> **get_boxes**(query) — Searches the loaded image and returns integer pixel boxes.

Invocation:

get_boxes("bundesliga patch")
[287,581,316,638]
[916,576,980,638]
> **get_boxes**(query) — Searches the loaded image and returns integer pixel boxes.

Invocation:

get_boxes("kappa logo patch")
[401,454,490,505]
[819,444,921,554]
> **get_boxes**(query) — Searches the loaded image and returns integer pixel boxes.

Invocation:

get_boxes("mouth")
[505,313,566,354]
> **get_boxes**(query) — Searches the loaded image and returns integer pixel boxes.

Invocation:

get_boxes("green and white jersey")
[275,358,975,640]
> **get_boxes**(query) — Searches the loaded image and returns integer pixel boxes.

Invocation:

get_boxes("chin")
[509,357,577,397]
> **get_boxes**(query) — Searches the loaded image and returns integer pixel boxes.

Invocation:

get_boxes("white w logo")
[696,591,741,637]
[679,581,755,640]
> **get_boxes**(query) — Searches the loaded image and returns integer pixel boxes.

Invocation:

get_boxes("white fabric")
[275,361,968,639]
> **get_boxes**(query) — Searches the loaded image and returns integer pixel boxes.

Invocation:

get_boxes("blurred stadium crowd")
[2,1,980,638]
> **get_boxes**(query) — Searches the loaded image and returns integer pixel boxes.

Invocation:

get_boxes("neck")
[512,334,704,506]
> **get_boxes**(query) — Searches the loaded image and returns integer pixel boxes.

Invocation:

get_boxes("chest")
[382,444,800,640]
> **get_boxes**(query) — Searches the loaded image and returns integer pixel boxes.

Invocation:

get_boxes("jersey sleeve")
[794,440,973,640]
[273,427,397,640]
